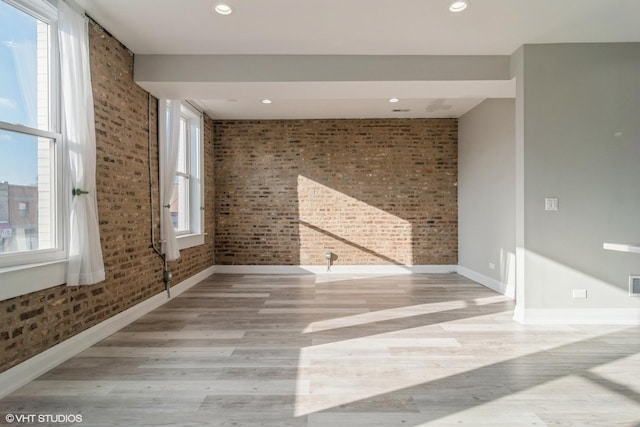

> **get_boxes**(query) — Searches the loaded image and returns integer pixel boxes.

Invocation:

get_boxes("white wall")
[513,43,640,323]
[458,99,516,297]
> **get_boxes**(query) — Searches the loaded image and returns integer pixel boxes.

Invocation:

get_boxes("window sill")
[0,259,67,301]
[177,233,205,251]
[603,243,640,254]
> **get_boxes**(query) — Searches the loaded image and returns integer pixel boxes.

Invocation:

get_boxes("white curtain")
[159,99,181,261]
[58,0,105,285]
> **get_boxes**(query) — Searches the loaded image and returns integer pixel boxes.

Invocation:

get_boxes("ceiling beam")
[134,54,511,85]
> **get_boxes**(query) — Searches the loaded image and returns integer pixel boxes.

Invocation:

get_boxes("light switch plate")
[545,198,559,211]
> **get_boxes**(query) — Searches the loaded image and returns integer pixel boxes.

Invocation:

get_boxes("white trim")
[213,265,458,275]
[408,265,458,274]
[515,308,640,325]
[0,265,215,399]
[177,233,205,250]
[0,260,66,301]
[0,0,66,295]
[0,121,61,140]
[161,101,205,252]
[513,48,527,330]
[4,0,58,22]
[457,266,515,299]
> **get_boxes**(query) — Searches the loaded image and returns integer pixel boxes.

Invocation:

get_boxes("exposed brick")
[19,308,44,321]
[214,119,457,265]
[0,19,215,372]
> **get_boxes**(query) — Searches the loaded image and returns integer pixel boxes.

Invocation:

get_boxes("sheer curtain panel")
[58,1,105,285]
[159,99,181,261]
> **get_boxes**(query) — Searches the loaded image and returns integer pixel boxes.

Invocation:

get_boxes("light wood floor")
[2,273,639,426]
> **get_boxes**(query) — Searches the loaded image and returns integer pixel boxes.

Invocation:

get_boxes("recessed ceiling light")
[388,98,399,103]
[449,1,468,13]
[261,99,272,104]
[213,3,232,15]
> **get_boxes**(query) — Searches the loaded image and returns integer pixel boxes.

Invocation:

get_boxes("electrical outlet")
[629,276,640,296]
[572,289,587,299]
[488,262,495,270]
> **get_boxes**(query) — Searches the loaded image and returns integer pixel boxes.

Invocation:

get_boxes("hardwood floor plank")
[112,331,246,340]
[307,411,547,426]
[1,273,638,426]
[180,292,271,298]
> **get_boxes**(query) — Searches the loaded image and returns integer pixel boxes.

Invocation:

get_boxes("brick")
[214,119,457,265]
[0,18,215,372]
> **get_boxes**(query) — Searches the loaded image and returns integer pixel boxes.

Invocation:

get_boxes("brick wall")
[0,20,215,372]
[214,119,457,266]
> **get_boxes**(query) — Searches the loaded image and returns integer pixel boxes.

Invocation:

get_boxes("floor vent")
[630,276,640,296]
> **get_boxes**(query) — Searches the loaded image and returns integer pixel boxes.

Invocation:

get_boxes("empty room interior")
[1,0,640,426]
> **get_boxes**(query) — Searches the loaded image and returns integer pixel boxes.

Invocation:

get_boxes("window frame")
[0,0,66,300]
[173,101,204,250]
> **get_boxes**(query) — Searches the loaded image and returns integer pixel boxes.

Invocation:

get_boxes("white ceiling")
[76,0,640,120]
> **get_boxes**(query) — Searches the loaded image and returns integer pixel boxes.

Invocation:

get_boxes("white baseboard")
[516,308,640,325]
[213,264,458,275]
[0,265,215,399]
[457,266,515,299]
[408,265,458,274]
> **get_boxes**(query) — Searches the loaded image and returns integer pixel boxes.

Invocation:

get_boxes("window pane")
[0,128,55,253]
[176,117,188,174]
[0,2,50,131]
[170,175,189,233]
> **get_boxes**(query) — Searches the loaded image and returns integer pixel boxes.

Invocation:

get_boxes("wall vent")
[629,276,640,296]
[392,109,411,113]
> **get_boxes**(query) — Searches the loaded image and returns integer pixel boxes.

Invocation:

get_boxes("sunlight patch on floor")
[295,318,633,417]
[303,300,469,333]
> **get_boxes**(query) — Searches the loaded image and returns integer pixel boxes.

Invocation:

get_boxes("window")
[169,102,204,249]
[18,202,28,218]
[0,0,63,267]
